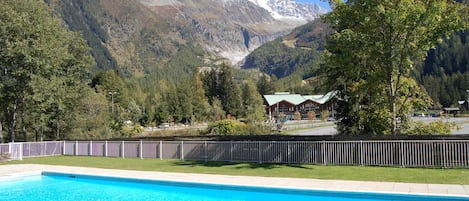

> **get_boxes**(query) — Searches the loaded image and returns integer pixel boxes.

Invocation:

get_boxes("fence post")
[139,140,143,159]
[322,141,326,165]
[159,141,163,160]
[121,141,125,159]
[19,143,23,160]
[230,141,233,162]
[44,142,47,156]
[181,141,184,160]
[62,141,66,155]
[360,140,364,166]
[204,141,207,162]
[442,140,447,168]
[104,141,108,157]
[258,141,262,163]
[287,141,291,164]
[75,140,78,156]
[89,141,92,156]
[399,140,405,168]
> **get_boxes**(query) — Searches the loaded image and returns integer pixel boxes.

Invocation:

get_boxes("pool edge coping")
[0,164,468,198]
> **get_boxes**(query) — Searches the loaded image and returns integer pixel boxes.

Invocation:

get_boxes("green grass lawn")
[2,156,469,185]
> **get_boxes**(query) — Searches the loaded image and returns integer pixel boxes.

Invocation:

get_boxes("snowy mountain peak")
[248,0,326,22]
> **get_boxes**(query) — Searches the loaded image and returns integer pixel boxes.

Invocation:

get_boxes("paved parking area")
[290,117,469,135]
[0,164,468,197]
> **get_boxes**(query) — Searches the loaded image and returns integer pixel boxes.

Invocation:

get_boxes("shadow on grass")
[172,160,313,170]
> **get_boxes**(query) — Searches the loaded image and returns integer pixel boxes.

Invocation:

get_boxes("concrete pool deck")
[0,164,468,198]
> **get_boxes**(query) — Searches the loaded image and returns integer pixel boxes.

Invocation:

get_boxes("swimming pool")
[0,172,467,201]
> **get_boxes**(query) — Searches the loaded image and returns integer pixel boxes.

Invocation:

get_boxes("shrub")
[402,119,457,135]
[294,111,301,120]
[209,120,271,135]
[307,111,315,120]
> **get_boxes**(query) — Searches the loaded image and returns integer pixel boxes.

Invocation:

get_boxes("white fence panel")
[1,140,469,168]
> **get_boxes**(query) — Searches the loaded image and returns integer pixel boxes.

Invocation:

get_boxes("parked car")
[158,123,170,128]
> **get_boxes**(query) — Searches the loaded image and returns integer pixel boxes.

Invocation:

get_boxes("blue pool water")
[0,172,467,201]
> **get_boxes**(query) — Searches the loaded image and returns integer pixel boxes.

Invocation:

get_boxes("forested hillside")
[242,19,331,79]
[416,30,469,107]
[46,0,117,71]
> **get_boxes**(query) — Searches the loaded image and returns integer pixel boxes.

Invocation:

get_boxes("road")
[288,117,469,136]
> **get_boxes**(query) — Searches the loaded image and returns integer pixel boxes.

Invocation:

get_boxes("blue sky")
[296,0,331,11]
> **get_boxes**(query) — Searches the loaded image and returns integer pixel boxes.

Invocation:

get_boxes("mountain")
[241,19,332,78]
[248,0,326,21]
[139,0,326,64]
[47,0,326,81]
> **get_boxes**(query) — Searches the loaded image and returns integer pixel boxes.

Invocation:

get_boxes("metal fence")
[1,140,469,168]
[0,141,64,160]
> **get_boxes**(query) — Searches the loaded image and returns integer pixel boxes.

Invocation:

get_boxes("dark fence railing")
[1,140,468,168]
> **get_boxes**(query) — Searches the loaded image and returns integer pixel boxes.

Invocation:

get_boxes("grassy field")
[2,156,469,185]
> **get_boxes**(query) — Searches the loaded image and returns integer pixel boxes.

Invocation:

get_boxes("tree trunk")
[8,103,18,142]
[389,76,397,135]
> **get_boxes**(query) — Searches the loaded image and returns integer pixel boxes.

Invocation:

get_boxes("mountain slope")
[49,0,326,81]
[241,19,332,78]
[140,0,325,64]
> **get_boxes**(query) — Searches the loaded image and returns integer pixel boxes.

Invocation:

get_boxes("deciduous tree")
[323,0,468,135]
[0,0,93,141]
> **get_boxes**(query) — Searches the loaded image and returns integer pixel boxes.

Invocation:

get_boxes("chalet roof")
[263,94,305,106]
[303,91,337,105]
[263,91,336,106]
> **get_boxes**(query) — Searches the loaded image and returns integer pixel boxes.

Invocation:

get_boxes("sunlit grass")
[3,156,468,184]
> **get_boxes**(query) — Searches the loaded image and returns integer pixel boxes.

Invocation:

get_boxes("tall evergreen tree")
[214,65,242,117]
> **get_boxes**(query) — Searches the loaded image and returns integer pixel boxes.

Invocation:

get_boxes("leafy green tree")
[92,70,130,107]
[72,87,112,139]
[241,81,266,122]
[0,0,93,141]
[323,0,468,135]
[191,71,211,122]
[210,98,226,121]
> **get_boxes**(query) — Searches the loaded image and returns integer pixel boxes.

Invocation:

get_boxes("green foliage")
[416,30,469,107]
[402,120,457,135]
[209,120,271,135]
[323,0,468,135]
[210,120,237,135]
[121,122,144,138]
[0,0,94,141]
[241,80,266,122]
[256,75,277,95]
[72,88,113,139]
[202,65,243,117]
[50,0,116,71]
